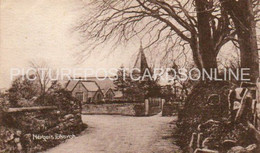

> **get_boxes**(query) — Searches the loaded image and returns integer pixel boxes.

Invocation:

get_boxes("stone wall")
[82,102,163,116]
[82,103,145,116]
[0,105,85,153]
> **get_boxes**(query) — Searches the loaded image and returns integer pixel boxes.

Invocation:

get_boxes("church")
[66,44,151,103]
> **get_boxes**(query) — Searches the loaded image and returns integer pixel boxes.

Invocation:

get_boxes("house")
[66,80,104,103]
[65,77,125,102]
[86,77,117,101]
[104,88,115,101]
[85,77,127,101]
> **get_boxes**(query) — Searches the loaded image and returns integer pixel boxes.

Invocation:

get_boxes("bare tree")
[76,0,235,73]
[29,60,52,100]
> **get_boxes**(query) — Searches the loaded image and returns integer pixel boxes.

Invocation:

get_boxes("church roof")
[133,44,150,74]
[66,80,100,92]
[66,80,78,91]
[81,81,100,91]
[65,77,116,93]
[133,44,153,77]
[87,77,116,93]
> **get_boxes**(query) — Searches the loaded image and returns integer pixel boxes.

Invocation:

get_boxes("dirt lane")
[45,114,182,153]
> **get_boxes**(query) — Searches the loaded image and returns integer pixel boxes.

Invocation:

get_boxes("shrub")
[176,81,231,151]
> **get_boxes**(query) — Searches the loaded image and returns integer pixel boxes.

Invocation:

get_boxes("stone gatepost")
[161,99,165,112]
[145,99,149,116]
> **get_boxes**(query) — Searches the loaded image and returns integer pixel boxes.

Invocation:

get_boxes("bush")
[176,81,231,151]
[176,81,257,152]
[35,88,81,115]
[7,75,39,107]
[162,104,175,116]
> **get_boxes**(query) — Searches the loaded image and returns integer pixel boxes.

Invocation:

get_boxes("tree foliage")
[8,75,39,106]
[114,67,161,101]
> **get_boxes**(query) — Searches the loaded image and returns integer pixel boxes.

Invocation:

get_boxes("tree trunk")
[221,0,259,82]
[190,34,203,71]
[237,0,259,82]
[194,0,218,73]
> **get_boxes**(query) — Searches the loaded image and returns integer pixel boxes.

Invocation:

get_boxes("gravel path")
[45,114,182,153]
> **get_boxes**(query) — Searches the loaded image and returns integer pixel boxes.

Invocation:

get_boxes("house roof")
[66,80,101,92]
[66,80,79,91]
[66,77,116,93]
[81,81,100,92]
[85,77,116,93]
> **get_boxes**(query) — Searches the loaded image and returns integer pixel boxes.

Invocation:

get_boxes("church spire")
[133,43,149,75]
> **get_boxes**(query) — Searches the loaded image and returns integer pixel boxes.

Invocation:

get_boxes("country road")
[45,114,182,153]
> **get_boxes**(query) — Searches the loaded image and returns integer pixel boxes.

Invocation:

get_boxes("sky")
[0,0,259,89]
[0,0,140,88]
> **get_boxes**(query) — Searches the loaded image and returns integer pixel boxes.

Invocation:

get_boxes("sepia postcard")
[0,0,260,153]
